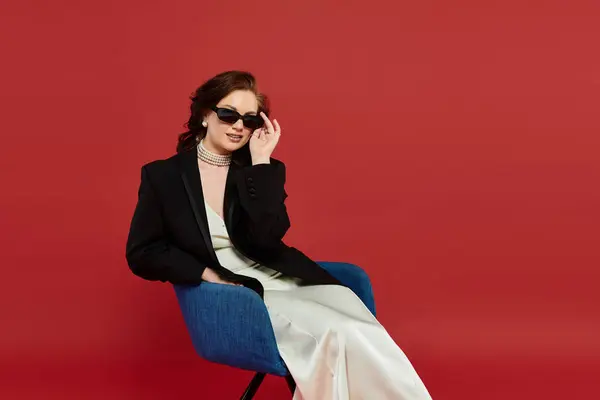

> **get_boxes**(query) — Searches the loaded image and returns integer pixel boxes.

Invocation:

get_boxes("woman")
[126,71,432,399]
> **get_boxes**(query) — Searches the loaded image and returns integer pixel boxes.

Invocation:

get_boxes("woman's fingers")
[273,119,281,135]
[260,112,275,134]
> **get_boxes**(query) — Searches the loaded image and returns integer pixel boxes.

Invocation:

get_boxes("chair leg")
[240,372,266,400]
[285,374,296,395]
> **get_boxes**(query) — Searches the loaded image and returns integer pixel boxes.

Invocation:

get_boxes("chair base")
[285,374,297,393]
[240,373,296,399]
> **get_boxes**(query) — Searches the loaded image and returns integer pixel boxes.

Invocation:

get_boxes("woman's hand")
[249,112,281,165]
[201,267,242,286]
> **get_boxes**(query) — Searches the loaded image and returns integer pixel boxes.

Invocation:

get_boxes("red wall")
[1,1,599,398]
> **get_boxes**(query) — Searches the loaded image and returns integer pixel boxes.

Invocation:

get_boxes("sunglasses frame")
[211,106,265,130]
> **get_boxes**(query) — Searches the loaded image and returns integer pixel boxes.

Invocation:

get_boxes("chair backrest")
[316,262,376,316]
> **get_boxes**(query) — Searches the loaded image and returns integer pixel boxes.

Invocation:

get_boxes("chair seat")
[173,262,376,376]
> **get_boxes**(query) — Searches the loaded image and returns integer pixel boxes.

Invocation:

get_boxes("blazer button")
[247,177,254,183]
[249,187,256,194]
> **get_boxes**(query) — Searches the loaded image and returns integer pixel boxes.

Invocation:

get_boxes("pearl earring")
[202,121,207,127]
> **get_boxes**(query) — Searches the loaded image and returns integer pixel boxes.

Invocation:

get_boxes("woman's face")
[203,90,259,154]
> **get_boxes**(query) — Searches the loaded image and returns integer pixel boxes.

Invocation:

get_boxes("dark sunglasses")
[211,106,265,130]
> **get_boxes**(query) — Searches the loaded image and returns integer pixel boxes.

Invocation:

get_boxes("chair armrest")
[173,282,287,375]
[317,262,376,316]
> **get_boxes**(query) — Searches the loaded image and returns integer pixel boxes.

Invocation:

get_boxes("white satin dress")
[204,201,433,400]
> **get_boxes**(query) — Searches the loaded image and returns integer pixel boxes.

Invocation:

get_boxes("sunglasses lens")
[216,108,240,124]
[243,116,264,130]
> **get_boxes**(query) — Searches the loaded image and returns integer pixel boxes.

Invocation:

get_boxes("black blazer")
[125,148,340,297]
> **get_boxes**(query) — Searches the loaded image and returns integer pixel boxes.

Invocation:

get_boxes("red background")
[1,1,599,399]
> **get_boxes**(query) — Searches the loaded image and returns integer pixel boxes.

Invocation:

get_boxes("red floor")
[2,356,597,399]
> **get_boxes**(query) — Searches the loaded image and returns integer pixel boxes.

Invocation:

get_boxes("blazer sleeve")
[126,165,207,284]
[235,161,291,251]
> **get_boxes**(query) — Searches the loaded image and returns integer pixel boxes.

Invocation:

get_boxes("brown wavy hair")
[177,71,270,159]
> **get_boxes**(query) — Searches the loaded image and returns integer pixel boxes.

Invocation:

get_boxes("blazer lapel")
[224,161,241,233]
[177,149,220,265]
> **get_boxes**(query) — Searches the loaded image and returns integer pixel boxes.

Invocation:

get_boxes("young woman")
[126,70,432,399]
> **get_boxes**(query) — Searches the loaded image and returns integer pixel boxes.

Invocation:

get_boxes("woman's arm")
[126,165,208,285]
[235,161,291,252]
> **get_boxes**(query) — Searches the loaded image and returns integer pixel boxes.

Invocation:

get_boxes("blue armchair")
[174,262,376,399]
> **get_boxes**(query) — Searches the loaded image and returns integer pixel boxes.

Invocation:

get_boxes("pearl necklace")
[197,140,232,167]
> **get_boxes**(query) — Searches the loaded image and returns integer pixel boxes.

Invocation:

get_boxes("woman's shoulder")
[140,151,187,178]
[140,151,286,175]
